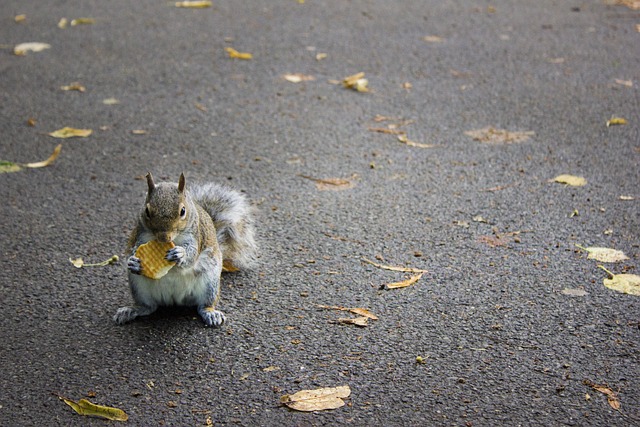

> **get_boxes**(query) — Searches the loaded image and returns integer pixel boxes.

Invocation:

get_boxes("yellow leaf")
[464,127,534,144]
[14,14,26,23]
[575,245,629,263]
[281,385,351,412]
[550,174,587,187]
[175,1,212,7]
[0,161,23,174]
[599,266,640,296]
[61,397,128,421]
[225,47,252,59]
[0,144,62,173]
[70,255,119,268]
[70,18,95,26]
[58,18,68,29]
[342,72,369,92]
[361,257,428,273]
[49,127,92,138]
[14,42,51,56]
[385,273,423,290]
[316,52,327,61]
[606,117,627,127]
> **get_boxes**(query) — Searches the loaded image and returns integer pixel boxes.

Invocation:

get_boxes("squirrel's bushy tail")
[190,183,257,269]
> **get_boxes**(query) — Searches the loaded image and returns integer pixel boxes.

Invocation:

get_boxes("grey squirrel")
[113,173,256,327]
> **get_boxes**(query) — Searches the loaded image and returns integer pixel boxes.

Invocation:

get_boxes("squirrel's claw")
[127,256,143,275]
[166,246,186,264]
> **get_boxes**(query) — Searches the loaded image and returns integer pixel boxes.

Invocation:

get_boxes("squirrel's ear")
[178,173,186,193]
[146,172,156,194]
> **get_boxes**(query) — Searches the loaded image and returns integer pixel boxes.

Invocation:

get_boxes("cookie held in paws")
[135,240,176,279]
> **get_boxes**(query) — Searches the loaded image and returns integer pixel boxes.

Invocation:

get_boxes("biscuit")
[135,240,176,279]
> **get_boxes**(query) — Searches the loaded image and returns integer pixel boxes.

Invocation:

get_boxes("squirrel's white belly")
[131,266,210,307]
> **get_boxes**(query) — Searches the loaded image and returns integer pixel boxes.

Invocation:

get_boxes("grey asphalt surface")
[1,1,639,426]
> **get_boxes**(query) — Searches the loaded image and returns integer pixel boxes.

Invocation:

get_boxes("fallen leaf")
[464,127,534,144]
[614,79,633,87]
[423,35,444,43]
[15,14,26,23]
[175,0,212,7]
[362,257,427,273]
[0,144,62,173]
[131,129,148,135]
[69,255,119,268]
[102,98,120,105]
[343,72,369,92]
[550,174,587,187]
[575,245,629,263]
[281,385,351,412]
[283,73,315,83]
[385,273,423,290]
[337,316,369,327]
[60,397,128,421]
[599,266,640,296]
[49,127,92,138]
[606,117,627,127]
[14,42,51,56]
[583,380,621,410]
[61,82,86,92]
[416,355,427,364]
[561,288,588,297]
[397,134,436,148]
[58,18,68,28]
[316,52,327,61]
[299,174,355,191]
[317,305,379,320]
[70,18,95,26]
[225,47,252,60]
[619,195,634,201]
[616,1,640,10]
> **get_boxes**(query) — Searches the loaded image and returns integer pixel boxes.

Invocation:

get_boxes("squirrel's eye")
[180,206,186,217]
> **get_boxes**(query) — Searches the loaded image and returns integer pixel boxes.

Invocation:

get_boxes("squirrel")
[113,172,257,327]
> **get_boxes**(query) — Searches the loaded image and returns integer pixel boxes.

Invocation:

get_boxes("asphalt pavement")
[1,1,639,426]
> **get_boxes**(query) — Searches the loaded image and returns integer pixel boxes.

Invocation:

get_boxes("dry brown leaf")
[423,35,444,43]
[299,174,355,191]
[60,397,128,421]
[614,79,633,87]
[14,42,51,56]
[362,257,428,273]
[616,0,640,10]
[464,127,534,144]
[281,385,351,412]
[337,316,369,327]
[385,273,423,290]
[60,82,85,92]
[583,380,621,410]
[49,127,92,138]
[317,305,379,320]
[225,47,252,59]
[175,1,212,7]
[397,134,436,148]
[283,73,315,83]
[550,174,587,187]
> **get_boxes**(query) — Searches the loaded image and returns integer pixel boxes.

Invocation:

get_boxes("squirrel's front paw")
[198,306,226,328]
[166,246,186,264]
[127,256,142,275]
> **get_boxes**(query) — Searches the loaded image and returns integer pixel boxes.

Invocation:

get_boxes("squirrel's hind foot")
[114,305,156,324]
